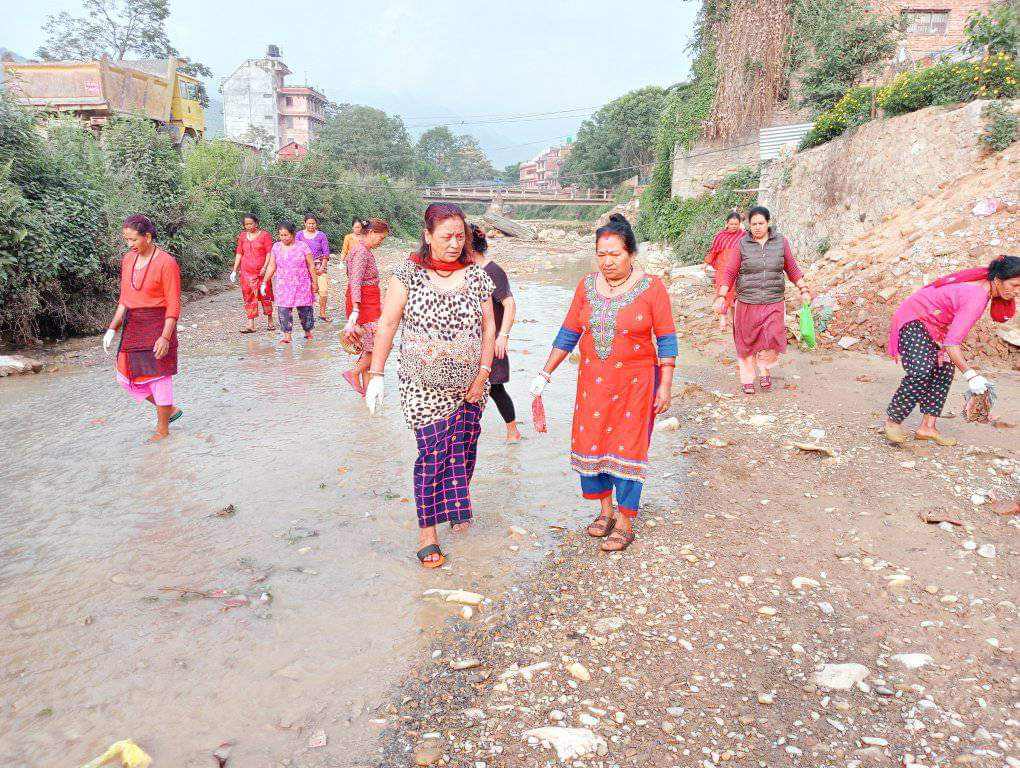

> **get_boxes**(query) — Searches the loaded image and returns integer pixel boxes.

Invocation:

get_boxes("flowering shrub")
[800,86,880,148]
[879,54,1018,116]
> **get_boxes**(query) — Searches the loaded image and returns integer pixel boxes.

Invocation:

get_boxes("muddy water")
[0,255,613,767]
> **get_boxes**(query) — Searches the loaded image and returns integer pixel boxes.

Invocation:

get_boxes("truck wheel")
[179,132,197,153]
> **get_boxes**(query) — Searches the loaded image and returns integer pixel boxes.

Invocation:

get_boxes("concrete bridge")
[421,185,612,206]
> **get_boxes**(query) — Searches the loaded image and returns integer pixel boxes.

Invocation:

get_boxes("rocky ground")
[373,340,1017,768]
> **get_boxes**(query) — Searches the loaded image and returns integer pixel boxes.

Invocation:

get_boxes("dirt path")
[377,331,1018,767]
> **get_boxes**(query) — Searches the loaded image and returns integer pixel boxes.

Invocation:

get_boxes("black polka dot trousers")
[887,320,955,423]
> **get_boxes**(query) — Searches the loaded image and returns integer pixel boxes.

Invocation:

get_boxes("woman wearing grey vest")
[714,206,811,394]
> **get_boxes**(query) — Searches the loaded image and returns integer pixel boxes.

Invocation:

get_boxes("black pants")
[887,320,954,422]
[489,382,516,424]
[278,305,314,334]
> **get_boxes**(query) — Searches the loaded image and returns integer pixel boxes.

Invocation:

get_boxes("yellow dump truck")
[1,56,204,146]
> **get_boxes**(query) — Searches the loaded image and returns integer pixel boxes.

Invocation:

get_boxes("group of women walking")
[103,201,1018,555]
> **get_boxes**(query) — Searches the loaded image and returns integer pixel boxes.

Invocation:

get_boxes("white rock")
[593,616,625,634]
[567,662,590,682]
[814,663,870,690]
[818,601,835,615]
[758,692,775,705]
[737,575,754,586]
[861,737,888,747]
[977,544,996,559]
[549,709,565,722]
[422,588,484,606]
[748,414,775,427]
[837,336,860,349]
[892,653,934,670]
[971,494,986,505]
[0,355,43,376]
[791,576,820,590]
[758,606,778,617]
[654,416,680,432]
[579,713,598,727]
[962,540,978,551]
[522,727,608,762]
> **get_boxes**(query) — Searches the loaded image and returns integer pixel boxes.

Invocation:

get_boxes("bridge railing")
[421,185,612,202]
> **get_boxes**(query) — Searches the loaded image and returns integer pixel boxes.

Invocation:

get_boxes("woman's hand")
[712,295,726,315]
[153,336,170,360]
[529,374,548,397]
[465,373,487,403]
[799,286,812,305]
[342,325,363,344]
[653,384,672,414]
[494,335,508,359]
[717,311,728,332]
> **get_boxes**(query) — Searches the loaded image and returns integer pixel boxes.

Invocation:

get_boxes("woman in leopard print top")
[367,204,496,568]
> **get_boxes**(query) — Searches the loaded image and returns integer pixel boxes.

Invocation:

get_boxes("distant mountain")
[0,47,26,82]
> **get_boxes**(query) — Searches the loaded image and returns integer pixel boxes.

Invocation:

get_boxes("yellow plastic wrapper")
[80,740,152,768]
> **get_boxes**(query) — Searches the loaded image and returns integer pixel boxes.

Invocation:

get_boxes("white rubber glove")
[260,281,268,296]
[344,308,359,335]
[966,374,989,395]
[365,375,385,414]
[229,270,237,284]
[529,374,548,397]
[102,328,116,353]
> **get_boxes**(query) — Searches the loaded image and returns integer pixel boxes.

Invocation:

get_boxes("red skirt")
[732,300,787,357]
[346,282,381,324]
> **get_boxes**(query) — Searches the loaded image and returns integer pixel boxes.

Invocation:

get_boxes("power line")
[402,105,600,122]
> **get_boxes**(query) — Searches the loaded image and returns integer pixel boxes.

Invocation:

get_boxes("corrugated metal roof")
[759,122,814,161]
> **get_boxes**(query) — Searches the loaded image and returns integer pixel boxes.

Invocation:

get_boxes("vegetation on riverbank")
[0,96,421,347]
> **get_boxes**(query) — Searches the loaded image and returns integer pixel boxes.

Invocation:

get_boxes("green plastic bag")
[798,303,817,349]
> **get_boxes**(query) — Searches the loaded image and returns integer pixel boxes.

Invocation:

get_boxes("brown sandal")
[587,513,616,538]
[600,529,635,552]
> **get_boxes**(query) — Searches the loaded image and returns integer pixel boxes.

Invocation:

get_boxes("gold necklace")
[605,271,633,293]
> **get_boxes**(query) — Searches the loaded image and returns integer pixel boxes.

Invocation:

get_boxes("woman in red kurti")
[229,213,275,333]
[102,214,183,441]
[706,211,744,327]
[531,215,677,553]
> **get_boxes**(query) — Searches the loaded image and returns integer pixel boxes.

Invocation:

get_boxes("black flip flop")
[416,544,446,569]
[169,408,183,424]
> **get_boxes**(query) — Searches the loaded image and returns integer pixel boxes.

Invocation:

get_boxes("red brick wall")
[871,1,992,56]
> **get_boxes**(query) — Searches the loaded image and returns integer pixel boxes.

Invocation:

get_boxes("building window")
[901,9,950,35]
[285,96,293,106]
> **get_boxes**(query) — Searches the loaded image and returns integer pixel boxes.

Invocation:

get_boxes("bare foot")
[147,430,169,443]
[451,521,472,533]
[914,429,957,446]
[506,423,522,443]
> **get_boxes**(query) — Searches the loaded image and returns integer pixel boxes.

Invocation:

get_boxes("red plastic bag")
[532,395,548,433]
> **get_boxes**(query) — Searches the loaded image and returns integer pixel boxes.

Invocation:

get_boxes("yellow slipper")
[884,423,908,445]
[914,432,958,447]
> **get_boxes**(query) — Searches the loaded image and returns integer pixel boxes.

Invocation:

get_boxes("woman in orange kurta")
[102,214,183,441]
[531,214,677,552]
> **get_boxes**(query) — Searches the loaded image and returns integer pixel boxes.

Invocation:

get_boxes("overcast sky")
[1,0,699,165]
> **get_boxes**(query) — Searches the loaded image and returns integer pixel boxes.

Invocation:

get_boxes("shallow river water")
[0,254,644,767]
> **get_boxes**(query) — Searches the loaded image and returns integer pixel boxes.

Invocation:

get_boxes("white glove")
[260,281,268,296]
[365,375,385,414]
[529,374,548,397]
[229,270,237,284]
[967,374,990,395]
[102,328,116,353]
[344,308,359,335]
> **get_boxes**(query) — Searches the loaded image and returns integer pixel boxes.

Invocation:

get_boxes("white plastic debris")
[814,663,870,690]
[523,727,607,762]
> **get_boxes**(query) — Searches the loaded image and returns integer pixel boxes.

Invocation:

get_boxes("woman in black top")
[471,225,521,442]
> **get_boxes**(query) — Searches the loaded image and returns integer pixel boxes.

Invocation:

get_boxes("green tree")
[790,0,900,112]
[35,0,213,105]
[962,1,1018,55]
[501,162,521,185]
[414,126,496,185]
[313,104,415,179]
[559,86,668,187]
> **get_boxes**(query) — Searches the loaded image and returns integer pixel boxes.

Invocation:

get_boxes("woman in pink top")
[262,221,318,344]
[884,255,1019,446]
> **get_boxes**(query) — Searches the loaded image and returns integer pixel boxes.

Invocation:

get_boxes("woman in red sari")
[102,214,182,441]
[229,213,275,333]
[530,214,677,553]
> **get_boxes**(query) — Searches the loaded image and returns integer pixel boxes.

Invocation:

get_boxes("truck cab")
[169,71,204,147]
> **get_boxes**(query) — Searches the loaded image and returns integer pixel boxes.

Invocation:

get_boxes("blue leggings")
[278,305,314,334]
[580,473,643,517]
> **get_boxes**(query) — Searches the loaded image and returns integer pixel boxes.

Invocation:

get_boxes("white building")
[220,45,291,150]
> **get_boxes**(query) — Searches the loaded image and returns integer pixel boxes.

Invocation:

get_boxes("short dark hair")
[470,223,488,255]
[303,214,319,224]
[367,218,390,234]
[352,216,361,226]
[278,220,297,235]
[747,205,771,223]
[989,255,1020,281]
[243,213,260,226]
[123,214,157,239]
[595,213,636,254]
[725,211,741,223]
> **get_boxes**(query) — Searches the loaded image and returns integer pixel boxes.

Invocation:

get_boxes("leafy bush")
[980,101,1019,152]
[962,1,1018,56]
[0,97,423,347]
[650,167,760,265]
[800,86,879,148]
[879,54,1018,116]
